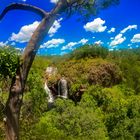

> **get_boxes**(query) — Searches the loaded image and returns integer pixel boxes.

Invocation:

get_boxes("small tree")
[0,0,119,139]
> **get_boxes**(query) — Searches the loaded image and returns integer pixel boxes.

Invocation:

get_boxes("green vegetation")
[0,44,140,140]
[0,47,19,78]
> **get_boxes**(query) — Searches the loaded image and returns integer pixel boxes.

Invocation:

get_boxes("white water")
[44,82,54,103]
[58,78,68,99]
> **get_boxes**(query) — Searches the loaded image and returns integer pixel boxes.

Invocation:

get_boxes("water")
[44,82,54,103]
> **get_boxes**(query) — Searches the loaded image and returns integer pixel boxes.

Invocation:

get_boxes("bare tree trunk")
[1,1,69,139]
[5,14,56,140]
[5,68,23,140]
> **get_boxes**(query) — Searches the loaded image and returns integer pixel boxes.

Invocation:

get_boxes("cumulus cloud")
[109,48,114,51]
[84,18,107,33]
[61,38,88,50]
[41,38,65,48]
[60,51,67,55]
[79,38,88,45]
[11,42,16,46]
[94,40,103,45]
[15,47,24,52]
[0,41,8,47]
[109,25,137,47]
[120,25,137,34]
[10,21,40,43]
[131,34,140,43]
[48,18,63,37]
[128,44,132,47]
[50,0,58,4]
[61,42,78,50]
[108,27,115,33]
[110,33,126,46]
[10,18,62,43]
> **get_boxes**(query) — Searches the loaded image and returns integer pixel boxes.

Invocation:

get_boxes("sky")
[0,0,140,55]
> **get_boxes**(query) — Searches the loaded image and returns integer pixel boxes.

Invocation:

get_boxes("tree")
[0,0,119,139]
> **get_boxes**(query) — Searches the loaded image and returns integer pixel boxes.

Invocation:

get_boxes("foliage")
[34,98,108,140]
[70,44,108,60]
[0,46,140,139]
[109,48,140,94]
[56,57,122,101]
[0,46,19,78]
[82,85,140,140]
[65,0,119,21]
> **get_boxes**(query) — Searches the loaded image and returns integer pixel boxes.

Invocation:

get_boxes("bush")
[70,44,108,60]
[0,46,19,78]
[34,98,108,140]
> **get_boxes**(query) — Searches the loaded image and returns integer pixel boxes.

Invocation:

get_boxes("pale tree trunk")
[0,1,69,139]
[5,15,56,140]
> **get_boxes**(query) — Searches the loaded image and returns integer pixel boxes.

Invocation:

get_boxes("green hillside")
[0,45,140,140]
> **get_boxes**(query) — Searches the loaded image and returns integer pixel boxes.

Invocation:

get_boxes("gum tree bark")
[0,1,69,139]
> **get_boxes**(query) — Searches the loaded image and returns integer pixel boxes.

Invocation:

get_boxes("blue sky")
[0,0,140,55]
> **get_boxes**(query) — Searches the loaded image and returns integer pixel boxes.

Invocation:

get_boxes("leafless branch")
[0,3,48,20]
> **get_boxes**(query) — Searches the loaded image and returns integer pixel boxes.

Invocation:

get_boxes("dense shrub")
[70,44,108,60]
[84,85,140,140]
[0,46,19,78]
[0,46,140,140]
[34,98,108,140]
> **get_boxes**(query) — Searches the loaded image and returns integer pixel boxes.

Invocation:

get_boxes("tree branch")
[0,3,48,20]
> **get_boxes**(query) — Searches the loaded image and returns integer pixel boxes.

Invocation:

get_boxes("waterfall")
[58,77,68,99]
[45,66,68,101]
[44,82,54,103]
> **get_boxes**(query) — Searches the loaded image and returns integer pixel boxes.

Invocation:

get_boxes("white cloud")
[22,0,26,1]
[109,48,114,51]
[48,18,63,37]
[41,38,65,48]
[131,34,140,43]
[120,25,137,34]
[94,40,103,45]
[61,51,67,55]
[61,38,88,50]
[11,42,16,46]
[10,18,62,43]
[10,21,40,43]
[61,42,77,50]
[79,38,88,45]
[110,33,126,46]
[15,47,23,52]
[109,25,137,47]
[108,27,115,33]
[50,0,58,4]
[84,18,107,33]
[0,41,8,47]
[128,44,132,47]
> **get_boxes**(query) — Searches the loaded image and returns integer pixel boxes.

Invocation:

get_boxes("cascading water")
[58,77,68,99]
[44,81,54,103]
[44,66,68,102]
